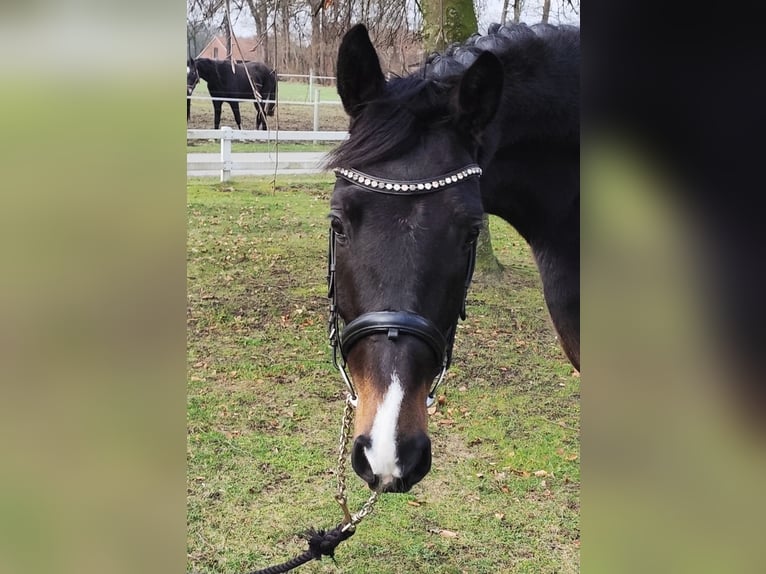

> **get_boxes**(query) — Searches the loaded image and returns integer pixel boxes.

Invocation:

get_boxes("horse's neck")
[480,139,578,245]
[484,144,580,369]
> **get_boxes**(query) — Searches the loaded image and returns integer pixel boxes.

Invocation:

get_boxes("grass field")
[187,175,580,573]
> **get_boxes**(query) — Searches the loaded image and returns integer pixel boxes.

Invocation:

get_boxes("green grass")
[187,175,579,573]
[190,79,340,102]
[277,80,340,103]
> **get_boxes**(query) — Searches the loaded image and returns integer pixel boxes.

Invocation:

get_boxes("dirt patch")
[187,100,348,132]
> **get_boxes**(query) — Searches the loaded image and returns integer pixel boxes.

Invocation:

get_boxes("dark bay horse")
[187,57,199,121]
[189,57,276,130]
[326,23,579,493]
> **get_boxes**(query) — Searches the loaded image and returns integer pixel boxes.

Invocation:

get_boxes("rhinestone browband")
[333,164,482,194]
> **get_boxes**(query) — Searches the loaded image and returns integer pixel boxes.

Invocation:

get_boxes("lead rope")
[246,396,377,574]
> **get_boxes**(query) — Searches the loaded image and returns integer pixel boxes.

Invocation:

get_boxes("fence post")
[220,126,232,182]
[313,89,320,145]
[309,68,314,102]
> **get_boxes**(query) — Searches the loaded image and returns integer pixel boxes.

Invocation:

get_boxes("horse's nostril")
[398,433,432,488]
[351,435,377,487]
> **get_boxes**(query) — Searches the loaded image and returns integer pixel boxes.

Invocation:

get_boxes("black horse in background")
[326,23,579,493]
[188,57,276,130]
[187,57,199,122]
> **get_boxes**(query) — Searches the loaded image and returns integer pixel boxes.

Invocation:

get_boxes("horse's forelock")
[327,77,453,169]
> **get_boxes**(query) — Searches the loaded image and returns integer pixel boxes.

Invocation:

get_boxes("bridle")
[327,164,482,408]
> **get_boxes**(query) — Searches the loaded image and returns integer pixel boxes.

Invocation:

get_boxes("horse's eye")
[331,217,347,241]
[466,224,482,245]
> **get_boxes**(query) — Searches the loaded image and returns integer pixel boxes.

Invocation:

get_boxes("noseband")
[328,164,481,407]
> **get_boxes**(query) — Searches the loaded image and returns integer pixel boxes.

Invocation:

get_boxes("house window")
[213,47,219,59]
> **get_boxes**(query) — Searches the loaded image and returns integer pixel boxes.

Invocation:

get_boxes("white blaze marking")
[365,371,404,482]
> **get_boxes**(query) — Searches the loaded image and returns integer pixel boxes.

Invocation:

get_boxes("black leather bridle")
[327,164,482,407]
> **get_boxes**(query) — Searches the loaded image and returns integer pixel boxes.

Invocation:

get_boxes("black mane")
[327,22,579,169]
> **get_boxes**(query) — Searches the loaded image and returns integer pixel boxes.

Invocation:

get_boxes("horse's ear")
[337,24,386,118]
[455,51,504,138]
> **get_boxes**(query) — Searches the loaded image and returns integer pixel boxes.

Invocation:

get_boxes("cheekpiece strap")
[333,164,482,194]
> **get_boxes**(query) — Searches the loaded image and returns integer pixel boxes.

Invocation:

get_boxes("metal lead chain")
[335,394,379,533]
[344,492,378,532]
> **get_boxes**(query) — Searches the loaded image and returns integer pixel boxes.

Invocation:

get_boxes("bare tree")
[187,0,425,76]
[542,0,551,23]
[513,0,524,23]
[242,0,272,63]
[500,0,511,24]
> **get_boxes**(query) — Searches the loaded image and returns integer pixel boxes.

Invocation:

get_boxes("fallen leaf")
[495,513,505,520]
[534,470,548,477]
[407,501,421,507]
[439,529,458,538]
[427,405,437,415]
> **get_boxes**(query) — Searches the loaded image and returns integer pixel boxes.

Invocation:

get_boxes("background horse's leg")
[213,100,222,129]
[229,101,242,130]
[254,102,264,130]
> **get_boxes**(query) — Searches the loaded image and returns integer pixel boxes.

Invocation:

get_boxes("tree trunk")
[513,0,523,23]
[421,0,478,53]
[420,0,502,274]
[542,0,551,23]
[244,0,270,64]
[281,1,291,69]
[500,0,510,25]
[310,1,321,78]
[223,10,232,60]
[476,214,503,274]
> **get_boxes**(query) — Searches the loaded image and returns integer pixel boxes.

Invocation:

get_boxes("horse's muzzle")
[351,432,432,493]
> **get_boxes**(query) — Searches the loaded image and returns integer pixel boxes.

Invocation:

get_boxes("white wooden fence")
[187,127,349,181]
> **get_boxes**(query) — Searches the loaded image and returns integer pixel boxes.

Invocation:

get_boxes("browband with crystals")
[333,164,482,194]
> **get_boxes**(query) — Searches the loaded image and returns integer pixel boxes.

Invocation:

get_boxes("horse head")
[187,58,199,121]
[328,24,503,493]
[187,57,199,96]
